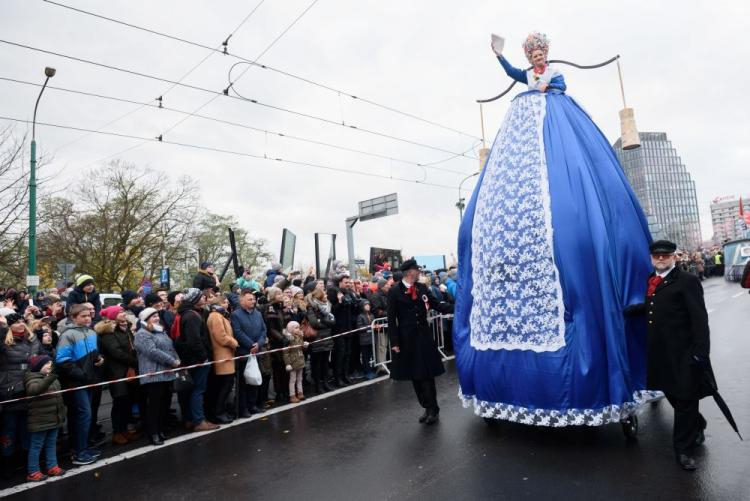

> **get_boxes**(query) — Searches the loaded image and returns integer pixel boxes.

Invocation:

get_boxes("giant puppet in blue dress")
[453,32,654,426]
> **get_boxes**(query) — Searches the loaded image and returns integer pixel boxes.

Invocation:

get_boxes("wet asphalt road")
[6,278,750,501]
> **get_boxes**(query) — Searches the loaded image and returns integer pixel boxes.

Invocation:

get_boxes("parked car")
[100,293,123,307]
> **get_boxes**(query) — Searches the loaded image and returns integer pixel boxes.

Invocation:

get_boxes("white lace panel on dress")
[469,92,565,352]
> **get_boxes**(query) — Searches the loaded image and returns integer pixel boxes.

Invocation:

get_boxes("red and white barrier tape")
[0,325,371,406]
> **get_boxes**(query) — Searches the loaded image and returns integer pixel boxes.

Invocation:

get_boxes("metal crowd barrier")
[369,313,454,375]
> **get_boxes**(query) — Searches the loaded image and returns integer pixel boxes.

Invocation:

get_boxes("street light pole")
[456,171,479,222]
[28,67,56,295]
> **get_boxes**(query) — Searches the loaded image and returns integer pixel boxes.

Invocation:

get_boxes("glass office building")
[613,132,702,251]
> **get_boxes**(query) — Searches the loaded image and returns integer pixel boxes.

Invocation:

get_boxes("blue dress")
[453,56,654,426]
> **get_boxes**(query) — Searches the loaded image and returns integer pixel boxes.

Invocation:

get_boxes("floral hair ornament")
[523,31,550,64]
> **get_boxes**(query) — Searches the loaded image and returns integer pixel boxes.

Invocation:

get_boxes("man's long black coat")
[644,267,712,400]
[386,281,452,381]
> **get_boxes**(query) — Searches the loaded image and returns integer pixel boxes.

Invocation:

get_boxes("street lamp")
[28,66,56,294]
[456,171,479,222]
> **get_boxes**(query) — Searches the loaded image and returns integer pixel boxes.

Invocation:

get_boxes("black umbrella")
[699,359,743,441]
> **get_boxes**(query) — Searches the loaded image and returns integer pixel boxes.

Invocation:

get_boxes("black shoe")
[158,432,168,441]
[322,382,334,392]
[418,411,429,423]
[249,406,265,414]
[677,454,696,471]
[239,410,253,419]
[425,414,440,425]
[342,376,353,385]
[214,414,233,424]
[694,429,705,447]
[150,434,164,446]
[336,378,349,387]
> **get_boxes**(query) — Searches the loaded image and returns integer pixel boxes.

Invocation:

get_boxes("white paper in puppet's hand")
[491,34,505,56]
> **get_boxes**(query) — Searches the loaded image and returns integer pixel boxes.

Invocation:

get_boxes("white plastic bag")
[243,355,262,386]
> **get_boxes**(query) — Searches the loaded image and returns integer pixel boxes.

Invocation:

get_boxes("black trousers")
[271,354,289,397]
[143,382,170,437]
[412,378,439,415]
[310,351,330,383]
[665,394,706,455]
[236,358,259,413]
[213,374,234,416]
[333,336,352,378]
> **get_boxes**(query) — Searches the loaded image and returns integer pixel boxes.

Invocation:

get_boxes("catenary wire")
[0,116,461,190]
[42,0,481,141]
[0,76,472,175]
[0,40,477,160]
[54,1,267,167]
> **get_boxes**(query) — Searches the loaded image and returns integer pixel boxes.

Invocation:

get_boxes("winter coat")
[305,297,335,353]
[386,281,453,381]
[174,306,211,365]
[262,303,290,350]
[640,268,713,400]
[54,325,100,389]
[282,332,305,370]
[258,340,272,375]
[230,307,267,356]
[23,371,65,432]
[133,327,179,385]
[264,270,281,288]
[96,320,138,398]
[327,287,360,334]
[0,334,41,411]
[369,289,389,319]
[192,270,219,292]
[65,286,102,320]
[236,276,261,292]
[207,310,238,375]
[356,312,374,346]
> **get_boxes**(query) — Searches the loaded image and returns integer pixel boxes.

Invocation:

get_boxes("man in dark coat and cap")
[387,259,453,424]
[634,240,712,471]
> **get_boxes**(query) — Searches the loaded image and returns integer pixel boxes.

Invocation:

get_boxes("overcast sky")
[1,0,748,271]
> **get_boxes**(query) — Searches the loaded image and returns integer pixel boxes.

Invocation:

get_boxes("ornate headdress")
[522,31,550,63]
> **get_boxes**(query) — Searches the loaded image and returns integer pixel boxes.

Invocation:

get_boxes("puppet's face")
[531,49,546,68]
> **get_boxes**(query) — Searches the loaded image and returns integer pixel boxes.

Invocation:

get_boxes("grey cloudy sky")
[1,0,748,270]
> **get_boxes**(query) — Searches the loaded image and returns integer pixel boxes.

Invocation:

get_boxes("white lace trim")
[469,92,566,352]
[459,389,664,427]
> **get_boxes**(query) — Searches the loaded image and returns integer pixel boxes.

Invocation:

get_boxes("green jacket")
[23,371,65,433]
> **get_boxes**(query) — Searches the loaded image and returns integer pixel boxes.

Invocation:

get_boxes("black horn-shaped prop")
[477,55,621,103]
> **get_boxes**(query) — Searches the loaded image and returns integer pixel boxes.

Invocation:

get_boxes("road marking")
[0,374,392,497]
[732,291,745,298]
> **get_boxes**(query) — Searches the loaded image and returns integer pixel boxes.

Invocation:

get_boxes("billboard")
[369,247,402,273]
[280,228,296,271]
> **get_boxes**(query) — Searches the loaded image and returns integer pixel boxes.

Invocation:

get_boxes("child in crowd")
[356,301,375,380]
[23,355,66,481]
[283,321,308,403]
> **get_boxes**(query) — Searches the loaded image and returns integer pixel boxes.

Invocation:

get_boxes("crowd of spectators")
[0,260,459,484]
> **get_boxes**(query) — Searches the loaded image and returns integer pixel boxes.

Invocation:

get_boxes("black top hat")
[649,240,677,254]
[399,259,421,272]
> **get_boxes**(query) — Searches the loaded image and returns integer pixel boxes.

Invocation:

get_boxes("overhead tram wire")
[42,0,481,142]
[0,115,457,190]
[54,0,267,167]
[160,0,313,138]
[0,39,477,160]
[0,76,471,176]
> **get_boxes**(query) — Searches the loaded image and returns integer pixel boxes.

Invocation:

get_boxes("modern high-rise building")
[710,195,750,244]
[613,132,702,250]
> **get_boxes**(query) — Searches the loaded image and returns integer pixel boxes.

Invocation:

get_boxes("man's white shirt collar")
[657,265,676,279]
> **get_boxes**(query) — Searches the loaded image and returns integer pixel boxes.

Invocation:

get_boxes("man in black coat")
[387,259,453,424]
[637,240,712,471]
